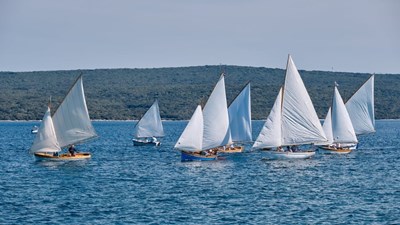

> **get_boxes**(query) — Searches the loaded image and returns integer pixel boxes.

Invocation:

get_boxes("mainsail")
[133,100,165,138]
[202,74,232,150]
[228,82,252,142]
[345,75,375,135]
[253,55,327,148]
[30,107,61,153]
[52,76,97,148]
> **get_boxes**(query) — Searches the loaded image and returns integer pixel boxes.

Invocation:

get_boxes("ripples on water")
[0,121,399,224]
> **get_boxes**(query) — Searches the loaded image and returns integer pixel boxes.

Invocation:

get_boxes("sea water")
[0,120,399,224]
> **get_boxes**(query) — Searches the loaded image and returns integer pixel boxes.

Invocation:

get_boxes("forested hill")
[0,66,399,120]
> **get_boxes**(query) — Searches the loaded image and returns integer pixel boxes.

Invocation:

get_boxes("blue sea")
[0,120,399,224]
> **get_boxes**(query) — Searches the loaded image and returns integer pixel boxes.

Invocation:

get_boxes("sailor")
[68,145,76,156]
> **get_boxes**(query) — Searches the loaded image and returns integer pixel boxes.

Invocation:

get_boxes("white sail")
[30,107,61,153]
[253,88,283,149]
[202,74,232,150]
[345,75,375,135]
[332,86,358,143]
[228,83,252,142]
[52,76,97,148]
[133,100,165,138]
[321,108,334,144]
[174,105,203,151]
[281,55,327,145]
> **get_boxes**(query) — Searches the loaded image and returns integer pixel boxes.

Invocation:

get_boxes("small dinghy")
[31,126,39,134]
[132,100,164,146]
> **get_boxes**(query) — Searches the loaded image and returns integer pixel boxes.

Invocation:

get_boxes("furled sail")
[281,55,327,145]
[202,74,232,150]
[52,76,97,148]
[174,105,203,151]
[133,100,165,138]
[228,82,252,142]
[345,75,375,135]
[30,107,61,153]
[332,86,358,143]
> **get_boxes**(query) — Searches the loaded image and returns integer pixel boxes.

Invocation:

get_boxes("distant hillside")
[0,66,399,120]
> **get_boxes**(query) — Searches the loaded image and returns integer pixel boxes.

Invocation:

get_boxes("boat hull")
[264,151,315,160]
[132,140,160,146]
[34,152,91,161]
[181,151,217,162]
[218,146,244,153]
[318,146,352,154]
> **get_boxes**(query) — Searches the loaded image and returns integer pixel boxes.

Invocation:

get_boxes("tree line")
[0,66,399,120]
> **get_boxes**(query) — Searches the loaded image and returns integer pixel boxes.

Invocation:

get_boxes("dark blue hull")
[181,151,217,162]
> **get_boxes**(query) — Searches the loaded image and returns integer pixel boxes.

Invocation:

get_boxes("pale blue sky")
[0,0,399,73]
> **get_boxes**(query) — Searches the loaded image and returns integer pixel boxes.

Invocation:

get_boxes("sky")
[0,0,399,73]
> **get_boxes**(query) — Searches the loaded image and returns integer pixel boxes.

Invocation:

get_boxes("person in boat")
[291,145,298,152]
[53,152,59,157]
[286,146,292,152]
[277,146,283,152]
[68,145,76,156]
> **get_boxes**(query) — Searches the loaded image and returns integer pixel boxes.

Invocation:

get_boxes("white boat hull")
[263,151,315,160]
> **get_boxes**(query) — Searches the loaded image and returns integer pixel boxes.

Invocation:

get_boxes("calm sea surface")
[0,120,399,224]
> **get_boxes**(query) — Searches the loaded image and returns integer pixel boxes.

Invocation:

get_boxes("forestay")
[174,105,203,151]
[133,100,165,138]
[52,76,97,148]
[228,83,252,142]
[30,107,61,153]
[345,75,375,135]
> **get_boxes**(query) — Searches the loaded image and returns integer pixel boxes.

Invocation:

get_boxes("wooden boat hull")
[181,151,217,162]
[318,146,352,154]
[264,151,315,160]
[34,152,91,161]
[132,140,160,146]
[318,144,357,151]
[218,146,244,153]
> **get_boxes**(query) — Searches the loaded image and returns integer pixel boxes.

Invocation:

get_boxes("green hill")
[0,66,399,120]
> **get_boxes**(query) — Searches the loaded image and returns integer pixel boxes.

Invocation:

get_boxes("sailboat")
[252,55,327,159]
[318,83,358,154]
[30,75,97,160]
[132,100,164,146]
[220,82,252,153]
[175,74,232,161]
[345,74,375,136]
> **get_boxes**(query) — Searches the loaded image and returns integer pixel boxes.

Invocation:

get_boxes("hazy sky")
[0,0,399,73]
